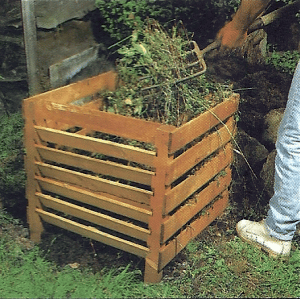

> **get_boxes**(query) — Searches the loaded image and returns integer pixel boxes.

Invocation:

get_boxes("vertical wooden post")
[23,100,44,242]
[144,125,174,283]
[21,0,42,96]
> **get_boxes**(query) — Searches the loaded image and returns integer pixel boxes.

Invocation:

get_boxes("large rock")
[260,149,276,198]
[236,71,290,141]
[234,129,269,177]
[262,108,285,149]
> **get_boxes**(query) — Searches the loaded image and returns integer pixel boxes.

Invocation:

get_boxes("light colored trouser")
[265,60,300,241]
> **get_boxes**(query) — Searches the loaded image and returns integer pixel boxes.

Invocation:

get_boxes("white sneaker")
[236,219,291,257]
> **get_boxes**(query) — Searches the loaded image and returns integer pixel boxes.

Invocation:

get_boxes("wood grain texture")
[165,143,233,214]
[159,191,229,271]
[37,193,150,241]
[36,144,154,185]
[36,176,152,223]
[162,169,231,243]
[35,126,156,167]
[166,116,235,185]
[169,94,239,154]
[144,125,174,283]
[36,209,150,258]
[35,161,153,205]
[23,100,44,241]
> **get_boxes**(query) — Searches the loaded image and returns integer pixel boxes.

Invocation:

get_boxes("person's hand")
[217,20,247,49]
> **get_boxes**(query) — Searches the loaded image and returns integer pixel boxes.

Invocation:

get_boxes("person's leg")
[265,60,300,241]
[236,61,300,256]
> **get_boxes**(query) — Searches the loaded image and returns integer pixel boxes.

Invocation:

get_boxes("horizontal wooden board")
[35,161,153,205]
[36,145,154,186]
[23,71,117,106]
[36,209,150,258]
[37,193,150,242]
[166,117,235,185]
[159,191,229,271]
[162,169,231,243]
[165,143,232,214]
[35,126,156,167]
[33,101,175,145]
[49,46,100,89]
[36,176,152,223]
[169,94,239,154]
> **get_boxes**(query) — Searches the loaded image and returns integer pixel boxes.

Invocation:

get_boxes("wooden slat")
[49,46,100,89]
[36,209,150,258]
[35,162,153,205]
[36,176,152,223]
[37,193,150,242]
[166,117,235,185]
[162,169,231,243]
[159,191,229,271]
[165,143,233,214]
[35,126,156,167]
[80,98,103,110]
[169,94,239,154]
[36,145,154,186]
[23,71,117,105]
[23,100,44,242]
[33,100,175,144]
[144,125,174,283]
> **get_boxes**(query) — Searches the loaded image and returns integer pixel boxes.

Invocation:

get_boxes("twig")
[200,98,258,180]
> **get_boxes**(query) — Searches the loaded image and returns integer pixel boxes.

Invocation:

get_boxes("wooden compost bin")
[23,70,239,283]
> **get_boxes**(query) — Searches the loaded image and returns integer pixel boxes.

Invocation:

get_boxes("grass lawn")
[1,208,300,298]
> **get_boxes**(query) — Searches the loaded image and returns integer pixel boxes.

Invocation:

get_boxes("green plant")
[95,0,240,44]
[2,202,300,298]
[0,219,180,298]
[175,236,300,298]
[95,0,171,41]
[0,112,26,209]
[0,209,19,227]
[101,19,233,126]
[186,240,200,254]
[266,49,300,75]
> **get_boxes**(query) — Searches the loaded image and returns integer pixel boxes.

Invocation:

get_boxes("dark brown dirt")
[205,52,292,141]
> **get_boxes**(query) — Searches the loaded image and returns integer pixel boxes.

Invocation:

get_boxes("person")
[217,0,300,257]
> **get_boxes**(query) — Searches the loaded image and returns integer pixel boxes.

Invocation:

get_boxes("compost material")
[100,19,233,127]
